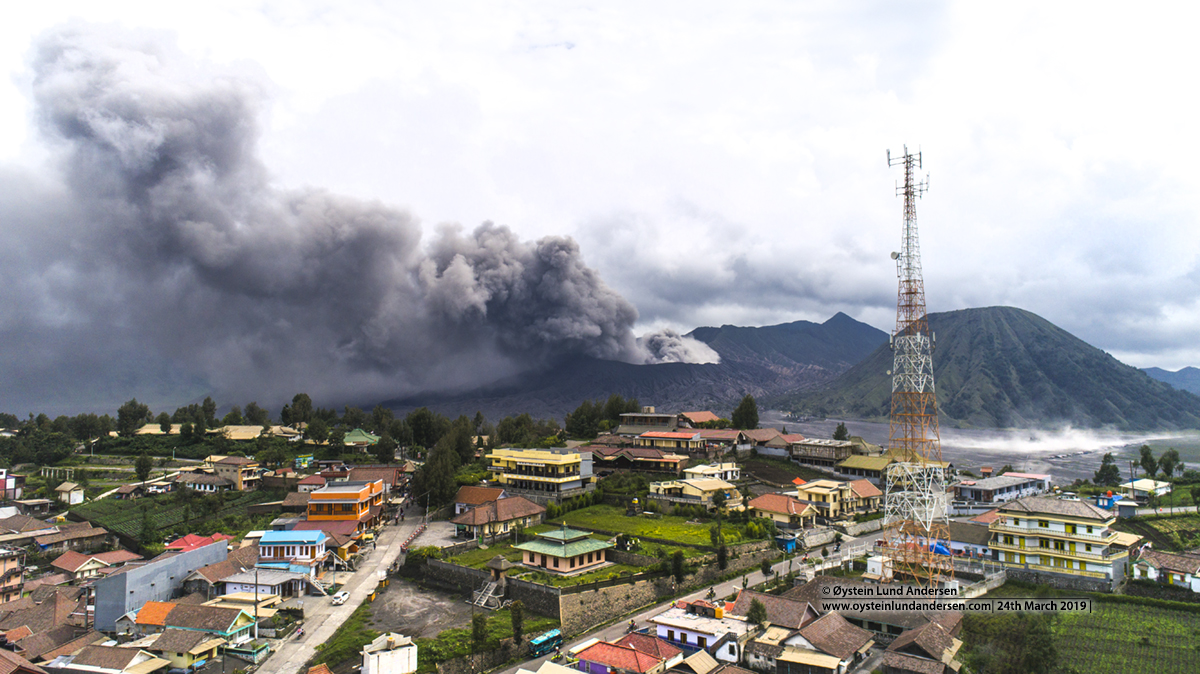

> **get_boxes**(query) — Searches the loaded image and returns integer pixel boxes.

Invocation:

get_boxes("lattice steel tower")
[882,147,952,587]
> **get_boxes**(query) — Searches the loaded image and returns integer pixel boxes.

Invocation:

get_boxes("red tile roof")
[166,533,232,552]
[748,494,815,518]
[293,520,360,537]
[0,647,45,674]
[969,509,1001,525]
[613,633,683,661]
[780,434,806,442]
[298,476,326,486]
[135,601,177,626]
[454,486,505,506]
[848,479,882,499]
[681,411,719,424]
[576,641,664,673]
[451,497,546,526]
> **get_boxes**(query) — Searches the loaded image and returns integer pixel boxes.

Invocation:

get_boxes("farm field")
[1052,603,1200,674]
[554,504,727,546]
[1113,514,1200,551]
[71,489,282,544]
[742,458,828,485]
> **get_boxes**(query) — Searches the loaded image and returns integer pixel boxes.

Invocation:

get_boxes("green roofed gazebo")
[514,527,613,575]
[343,428,380,446]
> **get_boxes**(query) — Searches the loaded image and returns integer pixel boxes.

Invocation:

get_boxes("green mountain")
[1143,366,1200,395]
[773,306,1200,430]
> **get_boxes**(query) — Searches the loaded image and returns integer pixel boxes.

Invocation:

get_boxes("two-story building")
[636,432,705,452]
[787,438,857,468]
[212,456,261,491]
[307,480,385,532]
[647,478,742,512]
[0,548,23,604]
[789,479,856,521]
[51,549,142,582]
[989,495,1129,591]
[747,493,818,529]
[257,530,328,578]
[648,600,750,663]
[487,448,594,502]
[683,463,740,482]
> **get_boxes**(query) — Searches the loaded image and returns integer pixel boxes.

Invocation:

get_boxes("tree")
[510,600,525,645]
[371,405,394,434]
[1139,445,1157,478]
[471,613,487,652]
[747,598,768,626]
[117,399,151,437]
[732,395,759,430]
[671,550,685,584]
[222,406,244,426]
[1094,453,1121,486]
[717,545,728,570]
[201,396,218,427]
[307,417,329,446]
[761,558,772,576]
[832,422,849,441]
[180,422,194,443]
[135,452,153,484]
[291,394,314,425]
[374,434,398,465]
[244,401,270,426]
[1159,448,1181,478]
[157,412,172,435]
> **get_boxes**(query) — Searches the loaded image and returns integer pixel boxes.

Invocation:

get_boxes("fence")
[400,523,427,553]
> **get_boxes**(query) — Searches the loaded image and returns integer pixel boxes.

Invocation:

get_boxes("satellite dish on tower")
[890,251,900,260]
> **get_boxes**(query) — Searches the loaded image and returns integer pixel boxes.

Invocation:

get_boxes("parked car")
[332,591,350,605]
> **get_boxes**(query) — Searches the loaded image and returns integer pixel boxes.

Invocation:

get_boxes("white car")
[331,591,350,605]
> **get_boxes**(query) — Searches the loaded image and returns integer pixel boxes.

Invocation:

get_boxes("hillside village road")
[262,515,420,674]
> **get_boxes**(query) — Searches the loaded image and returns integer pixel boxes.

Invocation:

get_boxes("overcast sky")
[3,2,1199,415]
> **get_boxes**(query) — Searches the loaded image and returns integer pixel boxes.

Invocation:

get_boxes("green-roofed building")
[514,527,613,575]
[344,428,380,446]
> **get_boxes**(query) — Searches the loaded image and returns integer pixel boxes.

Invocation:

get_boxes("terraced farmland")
[71,490,281,543]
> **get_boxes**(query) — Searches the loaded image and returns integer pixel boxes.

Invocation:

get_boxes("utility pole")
[882,146,952,588]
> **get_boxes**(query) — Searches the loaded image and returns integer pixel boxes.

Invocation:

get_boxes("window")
[729,645,737,656]
[552,557,559,568]
[1038,520,1049,528]
[1085,544,1092,552]
[570,557,576,569]
[1013,518,1020,526]
[697,637,707,648]
[1039,540,1049,549]
[1087,526,1094,534]
[667,630,674,642]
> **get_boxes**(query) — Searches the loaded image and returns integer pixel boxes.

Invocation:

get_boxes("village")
[0,401,1193,674]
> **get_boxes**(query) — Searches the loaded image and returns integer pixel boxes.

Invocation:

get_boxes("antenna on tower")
[881,146,953,589]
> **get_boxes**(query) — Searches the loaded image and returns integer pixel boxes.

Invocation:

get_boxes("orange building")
[306,480,384,532]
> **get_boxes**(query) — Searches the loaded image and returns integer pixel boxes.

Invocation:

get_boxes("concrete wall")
[424,559,491,594]
[94,542,228,632]
[506,577,561,620]
[833,519,884,537]
[1006,568,1117,593]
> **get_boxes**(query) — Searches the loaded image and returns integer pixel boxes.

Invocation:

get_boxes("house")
[680,411,720,426]
[13,500,52,517]
[27,630,109,664]
[616,408,682,436]
[450,496,545,540]
[787,439,857,468]
[695,430,751,457]
[50,549,142,581]
[42,645,170,674]
[647,479,742,512]
[113,484,145,501]
[953,473,1051,503]
[282,492,311,512]
[0,470,24,501]
[1119,479,1172,501]
[35,525,109,553]
[637,432,705,452]
[611,633,684,669]
[362,633,418,674]
[454,486,506,516]
[789,480,856,520]
[307,480,385,532]
[292,520,360,559]
[882,620,963,674]
[181,546,259,599]
[166,533,233,553]
[747,494,818,529]
[176,472,234,493]
[743,428,784,454]
[94,542,228,631]
[347,466,407,494]
[745,612,873,674]
[835,455,894,484]
[513,527,612,575]
[297,475,327,493]
[587,447,687,474]
[486,448,595,501]
[220,568,310,597]
[133,601,177,636]
[53,483,83,506]
[729,591,819,629]
[137,628,225,671]
[845,479,883,514]
[158,604,257,644]
[0,548,22,604]
[344,428,380,447]
[683,463,740,482]
[783,578,963,642]
[989,495,1130,591]
[574,636,681,674]
[648,601,751,663]
[257,530,329,577]
[1131,549,1200,592]
[213,456,261,491]
[945,522,991,558]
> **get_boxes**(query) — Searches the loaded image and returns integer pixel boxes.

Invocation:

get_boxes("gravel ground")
[369,576,478,639]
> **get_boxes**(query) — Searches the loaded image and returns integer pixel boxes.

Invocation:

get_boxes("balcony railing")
[991,540,1116,561]
[990,522,1114,541]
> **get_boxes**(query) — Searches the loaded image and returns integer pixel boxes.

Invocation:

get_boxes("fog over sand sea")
[761,411,1200,484]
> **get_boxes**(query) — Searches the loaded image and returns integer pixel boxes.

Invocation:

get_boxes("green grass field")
[1113,514,1200,551]
[554,504,728,546]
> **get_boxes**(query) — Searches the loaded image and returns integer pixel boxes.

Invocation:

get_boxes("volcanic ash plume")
[0,24,714,413]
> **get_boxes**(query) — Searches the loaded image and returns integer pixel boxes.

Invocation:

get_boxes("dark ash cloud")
[0,24,713,416]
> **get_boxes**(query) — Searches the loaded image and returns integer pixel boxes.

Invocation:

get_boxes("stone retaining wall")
[424,559,490,594]
[800,529,837,549]
[834,518,884,537]
[559,578,659,634]
[436,638,517,674]
[1006,568,1115,593]
[506,577,562,620]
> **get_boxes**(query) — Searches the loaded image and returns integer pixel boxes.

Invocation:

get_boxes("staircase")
[472,581,499,608]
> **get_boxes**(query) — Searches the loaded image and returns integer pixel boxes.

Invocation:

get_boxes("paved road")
[1136,505,1199,516]
[261,515,423,674]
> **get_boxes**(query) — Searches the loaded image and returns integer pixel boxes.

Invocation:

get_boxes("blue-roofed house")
[257,529,329,578]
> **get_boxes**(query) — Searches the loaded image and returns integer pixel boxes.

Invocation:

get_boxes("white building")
[363,633,418,674]
[1119,479,1172,500]
[648,603,749,663]
[1132,549,1200,593]
[683,463,741,483]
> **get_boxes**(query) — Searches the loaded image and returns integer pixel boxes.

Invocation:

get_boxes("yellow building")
[790,480,855,520]
[989,495,1129,590]
[145,628,225,670]
[637,431,704,451]
[487,448,594,497]
[648,478,743,511]
[212,456,261,491]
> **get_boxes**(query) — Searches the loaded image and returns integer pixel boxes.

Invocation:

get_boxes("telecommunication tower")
[881,147,953,587]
